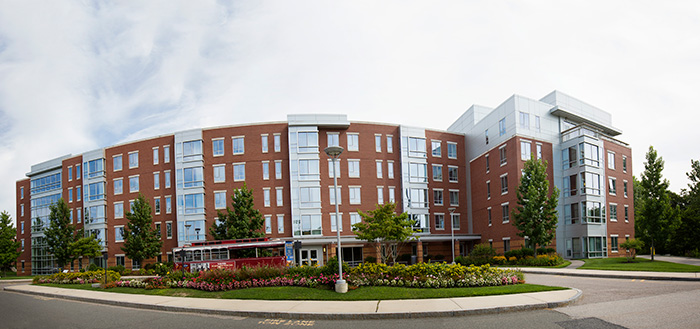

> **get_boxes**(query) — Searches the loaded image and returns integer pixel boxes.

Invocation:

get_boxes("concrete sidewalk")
[3,283,581,320]
[512,267,700,281]
[638,254,700,266]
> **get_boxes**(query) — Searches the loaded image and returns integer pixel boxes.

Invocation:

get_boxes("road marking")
[258,319,315,326]
[640,279,645,282]
[631,279,636,282]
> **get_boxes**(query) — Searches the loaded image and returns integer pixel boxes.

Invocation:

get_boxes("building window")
[299,187,321,208]
[608,151,615,170]
[502,203,510,223]
[611,236,619,252]
[87,182,106,201]
[376,160,383,178]
[277,215,284,234]
[76,164,81,179]
[153,147,159,165]
[448,166,458,183]
[233,163,246,181]
[181,193,205,214]
[213,165,225,183]
[263,188,271,207]
[115,226,124,242]
[115,255,125,267]
[486,181,491,199]
[567,203,580,224]
[262,161,270,180]
[299,159,320,180]
[261,134,269,153]
[563,174,578,197]
[349,186,361,204]
[447,142,457,159]
[500,175,508,194]
[330,213,343,232]
[579,142,600,167]
[20,221,24,234]
[536,143,543,160]
[327,133,339,147]
[348,160,360,178]
[485,129,489,144]
[20,186,24,199]
[153,172,160,190]
[432,165,442,181]
[583,201,604,223]
[387,161,394,179]
[581,172,601,195]
[178,167,204,188]
[347,133,359,151]
[504,239,511,252]
[499,146,507,165]
[232,137,245,155]
[68,188,73,202]
[377,186,384,204]
[77,186,81,201]
[485,154,490,172]
[128,151,139,169]
[608,177,617,195]
[610,204,618,222]
[389,187,395,203]
[212,138,224,156]
[297,132,318,153]
[624,205,629,222]
[155,223,161,238]
[68,167,73,181]
[535,115,541,131]
[154,198,161,215]
[431,140,441,157]
[165,196,172,214]
[300,214,322,236]
[387,135,393,153]
[408,137,426,157]
[487,207,492,226]
[276,187,283,206]
[452,213,460,230]
[622,156,627,172]
[275,160,282,179]
[433,189,443,206]
[132,259,140,270]
[114,202,124,219]
[271,134,281,153]
[263,215,272,234]
[375,134,382,152]
[521,141,532,160]
[449,190,459,206]
[623,180,628,198]
[164,170,171,188]
[435,214,445,230]
[164,145,170,163]
[166,222,172,239]
[499,118,506,136]
[409,163,427,183]
[520,112,529,129]
[215,191,226,209]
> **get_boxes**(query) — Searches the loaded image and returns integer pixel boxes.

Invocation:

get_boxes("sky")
[1,1,699,221]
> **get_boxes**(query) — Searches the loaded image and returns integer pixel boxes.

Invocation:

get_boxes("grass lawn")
[496,261,572,269]
[0,272,30,280]
[38,283,566,301]
[579,257,700,272]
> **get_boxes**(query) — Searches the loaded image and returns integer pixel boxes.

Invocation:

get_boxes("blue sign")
[285,241,294,265]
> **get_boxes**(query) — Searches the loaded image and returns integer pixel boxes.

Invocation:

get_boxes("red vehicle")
[173,237,287,273]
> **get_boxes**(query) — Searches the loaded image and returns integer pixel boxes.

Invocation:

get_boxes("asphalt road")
[2,274,699,329]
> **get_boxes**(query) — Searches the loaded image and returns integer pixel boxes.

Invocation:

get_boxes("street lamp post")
[324,145,347,293]
[448,207,456,264]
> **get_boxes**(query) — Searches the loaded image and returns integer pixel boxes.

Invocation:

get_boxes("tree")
[511,157,559,255]
[121,194,162,267]
[669,160,700,256]
[210,183,264,240]
[620,238,644,262]
[71,229,102,270]
[636,146,680,260]
[44,199,76,270]
[0,211,21,276]
[352,202,415,264]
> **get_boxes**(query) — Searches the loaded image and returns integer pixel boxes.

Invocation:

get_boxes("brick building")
[14,91,634,276]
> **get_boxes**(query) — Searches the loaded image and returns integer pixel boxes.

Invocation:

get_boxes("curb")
[515,268,700,281]
[3,285,582,320]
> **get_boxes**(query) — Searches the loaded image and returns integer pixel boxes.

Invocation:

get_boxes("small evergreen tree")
[44,199,76,270]
[71,229,102,270]
[121,194,162,267]
[352,202,415,264]
[511,157,559,256]
[210,183,264,240]
[0,211,21,276]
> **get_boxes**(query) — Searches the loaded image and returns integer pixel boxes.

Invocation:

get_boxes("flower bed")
[33,270,121,284]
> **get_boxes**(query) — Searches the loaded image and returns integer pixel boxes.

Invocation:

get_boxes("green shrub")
[397,254,412,263]
[33,270,120,284]
[286,264,323,277]
[166,270,199,281]
[236,265,285,280]
[107,265,129,276]
[364,256,377,264]
[470,243,497,258]
[321,256,349,276]
[87,263,101,272]
[153,262,173,276]
[536,247,556,255]
[504,249,520,259]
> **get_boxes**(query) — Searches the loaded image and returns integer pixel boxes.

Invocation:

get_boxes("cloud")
[1,1,700,219]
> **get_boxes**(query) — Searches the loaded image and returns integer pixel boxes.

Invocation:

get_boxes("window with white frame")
[276,187,283,206]
[262,161,270,180]
[164,145,170,163]
[68,188,73,202]
[435,213,445,230]
[452,213,460,229]
[299,159,320,180]
[623,180,628,197]
[68,166,73,181]
[274,134,281,152]
[499,146,507,165]
[115,226,124,242]
[433,189,443,206]
[622,155,627,172]
[153,172,160,189]
[277,215,284,233]
[263,188,271,207]
[350,212,361,226]
[297,131,318,153]
[154,197,161,215]
[611,235,619,252]
[327,132,339,147]
[624,205,629,222]
[275,160,282,179]
[377,186,384,204]
[389,187,395,203]
[410,163,427,182]
[128,151,139,168]
[410,188,429,208]
[183,140,203,160]
[387,135,393,153]
[179,167,204,188]
[129,176,139,193]
[449,190,459,206]
[485,154,490,172]
[376,160,383,178]
[448,166,458,182]
[500,174,508,194]
[348,160,360,178]
[520,111,529,129]
[300,214,322,236]
[181,193,205,214]
[408,137,426,157]
[486,180,491,199]
[214,191,226,209]
[485,129,489,144]
[608,151,615,170]
[330,213,343,232]
[166,222,172,238]
[165,196,172,214]
[153,147,159,165]
[432,165,442,181]
[609,177,617,195]
[261,134,269,153]
[233,163,245,181]
[212,138,224,156]
[610,203,618,221]
[447,142,457,159]
[349,186,361,204]
[232,137,245,155]
[535,115,541,131]
[375,134,382,152]
[164,170,171,188]
[502,203,509,223]
[499,118,506,136]
[209,165,223,183]
[431,140,441,157]
[521,141,532,160]
[536,143,542,160]
[299,187,321,208]
[487,207,492,225]
[327,159,340,178]
[265,215,272,234]
[114,202,124,219]
[581,172,601,195]
[387,161,394,179]
[347,133,359,151]
[329,186,341,205]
